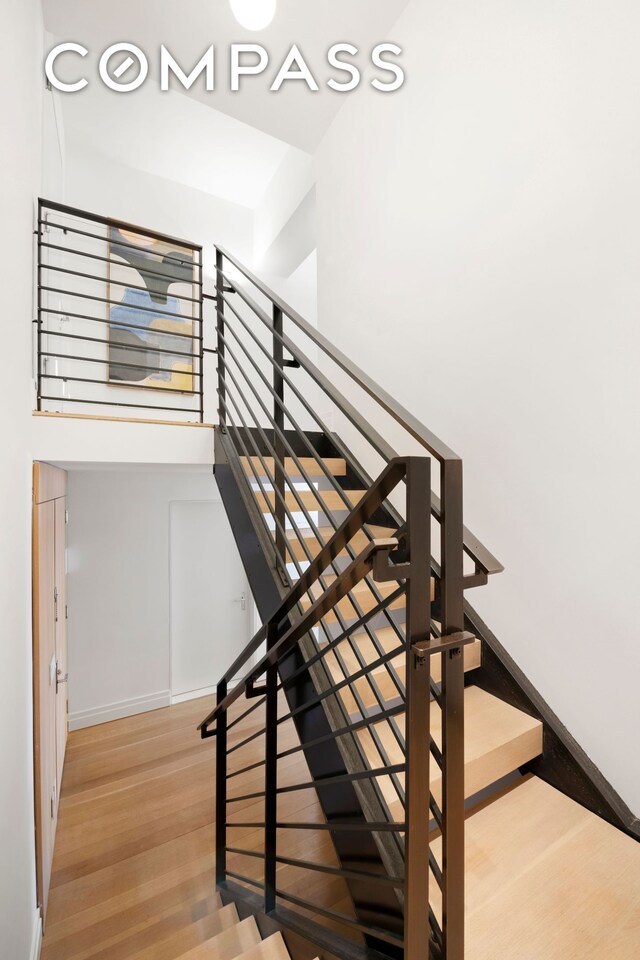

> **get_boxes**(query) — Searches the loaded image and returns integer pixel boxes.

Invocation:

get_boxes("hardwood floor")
[41,695,352,960]
[42,691,640,960]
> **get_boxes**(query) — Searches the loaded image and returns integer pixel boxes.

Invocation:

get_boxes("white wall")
[254,148,314,269]
[315,0,640,812]
[0,2,43,957]
[66,466,251,729]
[41,84,65,201]
[33,417,214,466]
[66,144,254,282]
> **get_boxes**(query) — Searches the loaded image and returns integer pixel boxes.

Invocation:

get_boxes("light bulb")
[229,0,277,31]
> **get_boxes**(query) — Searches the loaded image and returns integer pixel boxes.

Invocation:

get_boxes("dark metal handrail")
[203,451,469,960]
[216,244,459,463]
[203,242,506,960]
[214,251,503,580]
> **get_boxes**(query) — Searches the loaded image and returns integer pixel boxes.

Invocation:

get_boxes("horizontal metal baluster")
[276,699,406,761]
[40,284,191,321]
[39,309,200,342]
[38,394,201,416]
[40,372,198,397]
[41,261,202,304]
[40,326,200,360]
[226,695,267,733]
[274,891,404,947]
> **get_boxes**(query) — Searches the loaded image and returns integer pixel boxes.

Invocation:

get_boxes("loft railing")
[35,200,205,422]
[202,246,503,960]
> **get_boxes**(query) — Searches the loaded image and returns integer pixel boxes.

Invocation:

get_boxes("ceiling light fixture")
[229,0,277,32]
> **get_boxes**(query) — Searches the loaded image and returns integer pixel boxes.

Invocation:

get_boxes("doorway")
[170,500,252,702]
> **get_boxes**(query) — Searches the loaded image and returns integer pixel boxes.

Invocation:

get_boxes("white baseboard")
[171,685,217,706]
[29,909,42,960]
[68,691,171,730]
[171,680,242,706]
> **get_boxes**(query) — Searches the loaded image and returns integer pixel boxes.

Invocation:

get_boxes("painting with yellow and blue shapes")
[108,226,197,392]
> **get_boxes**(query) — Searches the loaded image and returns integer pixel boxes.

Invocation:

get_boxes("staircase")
[198,246,640,960]
[34,207,640,960]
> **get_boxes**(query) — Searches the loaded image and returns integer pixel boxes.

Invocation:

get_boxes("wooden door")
[54,497,68,783]
[33,498,58,922]
[33,462,67,924]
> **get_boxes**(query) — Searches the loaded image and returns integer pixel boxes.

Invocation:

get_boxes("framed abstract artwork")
[107,226,199,392]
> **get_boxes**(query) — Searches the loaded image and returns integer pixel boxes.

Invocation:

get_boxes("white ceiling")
[42,0,410,153]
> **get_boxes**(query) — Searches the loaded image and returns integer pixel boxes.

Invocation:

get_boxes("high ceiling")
[42,0,411,153]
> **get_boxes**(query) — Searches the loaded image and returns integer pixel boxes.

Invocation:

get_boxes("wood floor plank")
[66,697,215,756]
[43,854,216,947]
[52,798,214,887]
[54,896,226,960]
[43,694,350,959]
[42,872,219,960]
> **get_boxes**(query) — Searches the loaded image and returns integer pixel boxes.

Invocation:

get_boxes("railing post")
[440,458,465,960]
[215,678,228,888]
[198,248,204,424]
[36,200,43,412]
[404,457,432,960]
[264,623,279,913]
[273,305,287,575]
[216,248,226,430]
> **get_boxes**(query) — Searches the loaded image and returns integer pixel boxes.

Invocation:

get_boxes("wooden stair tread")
[434,776,640,959]
[358,686,543,817]
[174,916,262,960]
[242,456,346,477]
[254,488,365,514]
[228,933,291,960]
[116,903,240,960]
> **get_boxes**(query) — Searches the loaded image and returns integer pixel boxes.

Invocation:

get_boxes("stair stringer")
[214,427,406,953]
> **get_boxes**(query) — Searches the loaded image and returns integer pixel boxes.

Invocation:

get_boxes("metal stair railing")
[200,459,477,960]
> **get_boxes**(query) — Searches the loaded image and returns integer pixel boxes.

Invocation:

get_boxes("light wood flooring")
[41,694,640,960]
[41,695,350,960]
